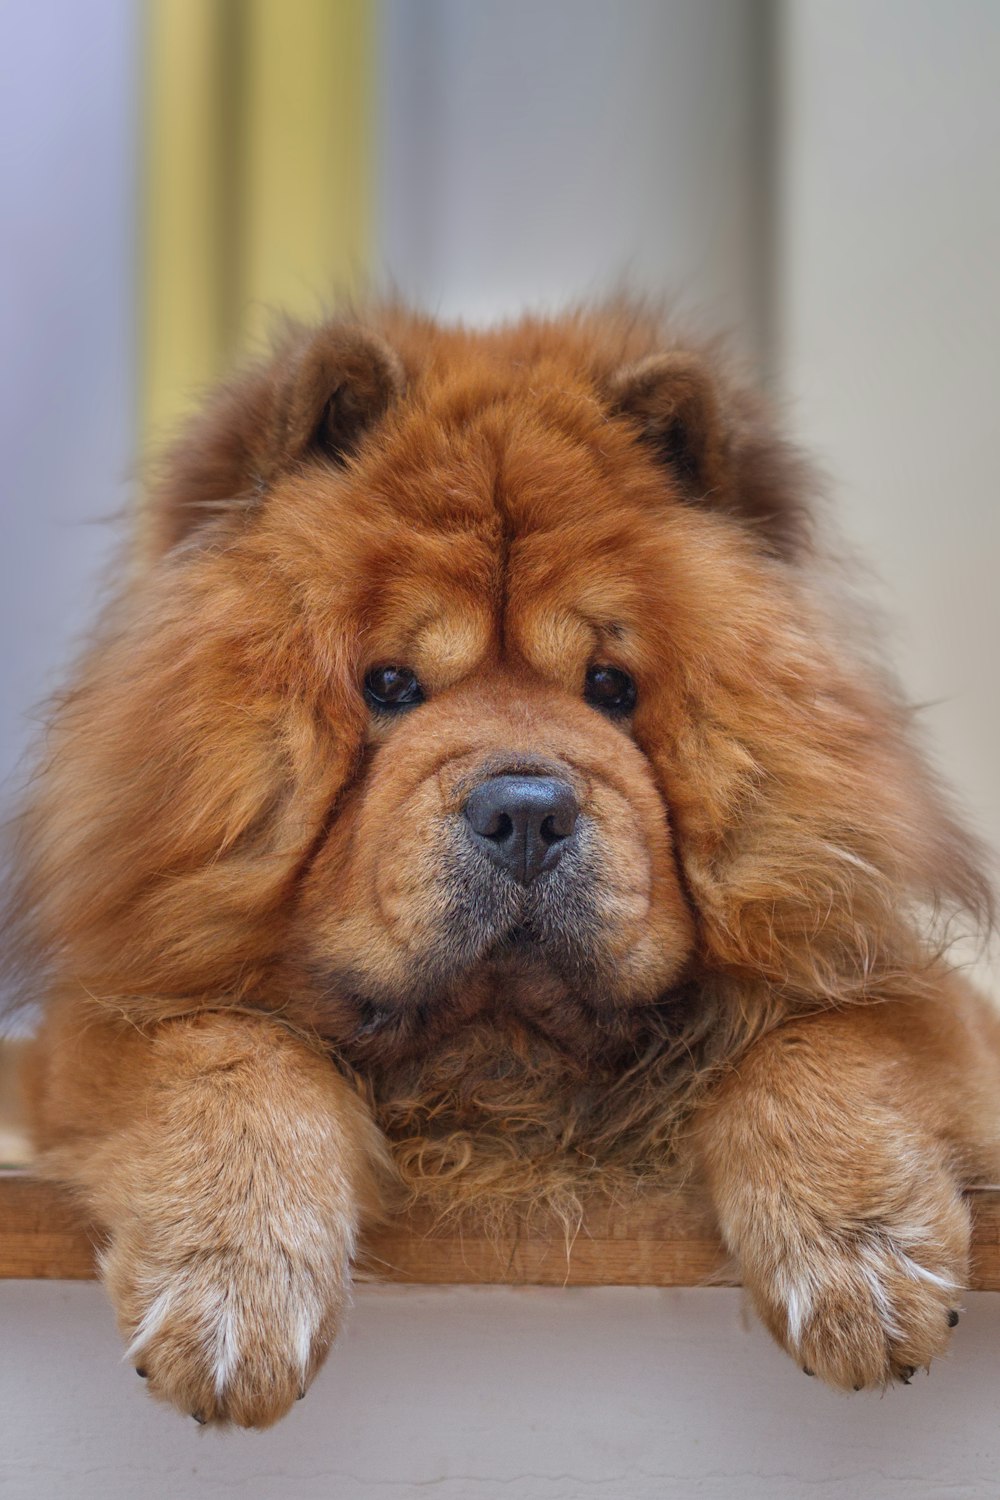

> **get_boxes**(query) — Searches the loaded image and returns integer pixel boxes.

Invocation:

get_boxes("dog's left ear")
[265,325,405,478]
[604,352,811,557]
[144,323,405,561]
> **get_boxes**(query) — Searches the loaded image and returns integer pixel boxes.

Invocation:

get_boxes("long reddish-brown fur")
[4,302,999,1426]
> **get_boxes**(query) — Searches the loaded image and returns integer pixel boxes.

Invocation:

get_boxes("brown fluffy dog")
[6,303,1000,1427]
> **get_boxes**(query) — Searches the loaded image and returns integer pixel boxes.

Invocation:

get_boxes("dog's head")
[15,308,987,1073]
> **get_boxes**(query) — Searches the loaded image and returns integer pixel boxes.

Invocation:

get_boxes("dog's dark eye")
[364,666,424,710]
[584,665,637,717]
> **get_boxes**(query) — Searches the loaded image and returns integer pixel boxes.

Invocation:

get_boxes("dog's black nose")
[463,775,579,884]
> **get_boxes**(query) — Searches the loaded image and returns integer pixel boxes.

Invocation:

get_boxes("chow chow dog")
[5,303,999,1427]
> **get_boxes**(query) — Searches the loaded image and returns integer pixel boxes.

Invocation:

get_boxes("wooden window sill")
[3,1169,1000,1287]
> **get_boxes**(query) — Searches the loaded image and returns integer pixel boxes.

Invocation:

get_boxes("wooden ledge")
[3,1170,1000,1287]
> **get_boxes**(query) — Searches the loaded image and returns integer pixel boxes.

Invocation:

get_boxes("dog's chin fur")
[360,982,746,1230]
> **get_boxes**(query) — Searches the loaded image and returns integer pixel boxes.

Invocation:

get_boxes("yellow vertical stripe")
[140,0,234,445]
[140,0,374,447]
[240,0,372,350]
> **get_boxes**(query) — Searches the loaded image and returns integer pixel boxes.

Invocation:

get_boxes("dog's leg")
[23,1002,388,1426]
[695,977,1000,1388]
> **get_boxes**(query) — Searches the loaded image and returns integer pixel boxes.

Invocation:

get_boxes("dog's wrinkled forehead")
[310,395,657,690]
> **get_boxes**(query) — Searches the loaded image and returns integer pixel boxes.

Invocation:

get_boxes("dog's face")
[236,319,823,1062]
[290,455,697,1055]
[251,337,716,1058]
[23,309,982,1080]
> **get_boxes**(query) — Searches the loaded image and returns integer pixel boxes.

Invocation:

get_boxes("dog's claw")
[947,1309,960,1328]
[192,1412,207,1425]
[135,1367,148,1379]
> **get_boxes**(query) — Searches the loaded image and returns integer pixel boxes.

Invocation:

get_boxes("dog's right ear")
[603,350,813,559]
[145,324,405,559]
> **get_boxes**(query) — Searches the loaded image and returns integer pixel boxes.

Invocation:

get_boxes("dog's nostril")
[463,774,579,884]
[539,810,574,846]
[539,814,562,847]
[482,811,514,843]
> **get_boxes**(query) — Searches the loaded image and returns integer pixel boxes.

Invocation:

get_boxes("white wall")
[4,1282,1000,1500]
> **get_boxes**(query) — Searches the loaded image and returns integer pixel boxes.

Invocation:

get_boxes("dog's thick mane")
[3,301,992,1225]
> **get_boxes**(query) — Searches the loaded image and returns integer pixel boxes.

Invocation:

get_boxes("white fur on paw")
[769,1226,962,1389]
[104,1237,346,1427]
[122,1271,320,1397]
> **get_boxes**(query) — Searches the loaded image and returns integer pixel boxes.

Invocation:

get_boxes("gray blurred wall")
[778,0,1000,873]
[378,0,772,358]
[1,0,138,798]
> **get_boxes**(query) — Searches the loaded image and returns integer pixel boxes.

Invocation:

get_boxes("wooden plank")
[358,1200,735,1288]
[0,1174,104,1280]
[3,1170,999,1289]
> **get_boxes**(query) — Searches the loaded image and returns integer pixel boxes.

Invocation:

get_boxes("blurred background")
[2,5,1000,1493]
[3,0,999,870]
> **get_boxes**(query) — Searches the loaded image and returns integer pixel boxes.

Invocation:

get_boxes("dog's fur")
[6,302,1000,1426]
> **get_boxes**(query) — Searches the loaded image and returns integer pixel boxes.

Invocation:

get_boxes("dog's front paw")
[103,1223,349,1428]
[750,1191,970,1390]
